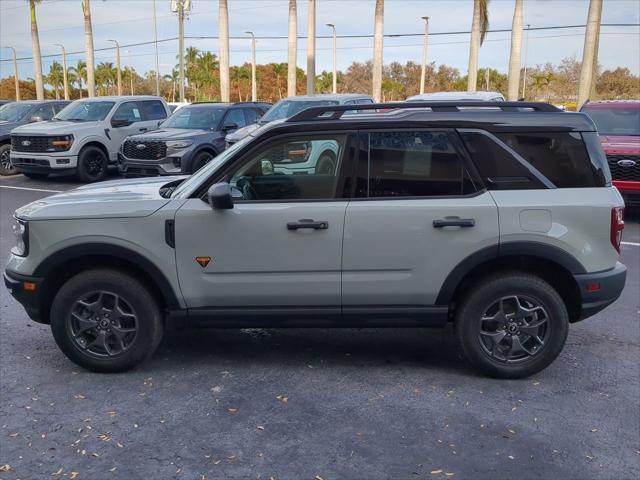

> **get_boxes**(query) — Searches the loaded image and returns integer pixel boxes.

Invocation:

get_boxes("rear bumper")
[574,262,627,320]
[3,269,47,323]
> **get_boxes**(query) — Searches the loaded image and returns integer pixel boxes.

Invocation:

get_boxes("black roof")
[266,101,597,133]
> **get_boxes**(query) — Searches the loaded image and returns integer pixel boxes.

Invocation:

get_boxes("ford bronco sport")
[4,102,626,378]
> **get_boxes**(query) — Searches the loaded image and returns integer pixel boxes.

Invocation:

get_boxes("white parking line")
[0,185,62,194]
[622,241,640,247]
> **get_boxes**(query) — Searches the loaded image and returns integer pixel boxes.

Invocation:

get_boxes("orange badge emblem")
[196,256,211,268]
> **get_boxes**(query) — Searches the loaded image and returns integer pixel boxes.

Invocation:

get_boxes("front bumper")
[11,151,78,172]
[118,153,182,177]
[574,262,627,320]
[3,270,47,323]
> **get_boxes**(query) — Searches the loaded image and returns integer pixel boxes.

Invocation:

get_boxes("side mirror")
[222,122,239,132]
[29,115,44,123]
[207,182,234,210]
[111,118,132,128]
[260,159,274,175]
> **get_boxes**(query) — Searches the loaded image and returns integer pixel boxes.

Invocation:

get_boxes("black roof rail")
[286,101,562,122]
[232,101,272,105]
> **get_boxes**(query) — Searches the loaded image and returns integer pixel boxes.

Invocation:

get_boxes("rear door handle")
[433,217,475,228]
[287,219,329,230]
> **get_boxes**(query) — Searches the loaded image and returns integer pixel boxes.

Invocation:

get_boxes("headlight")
[48,135,74,152]
[11,218,28,257]
[166,140,193,149]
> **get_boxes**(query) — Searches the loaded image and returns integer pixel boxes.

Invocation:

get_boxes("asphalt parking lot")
[0,173,638,480]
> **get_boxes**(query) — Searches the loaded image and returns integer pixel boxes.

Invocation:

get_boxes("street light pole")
[107,39,122,96]
[54,44,69,100]
[153,0,160,96]
[4,46,20,100]
[521,23,530,99]
[325,23,337,94]
[245,31,257,102]
[419,16,429,95]
[178,0,185,102]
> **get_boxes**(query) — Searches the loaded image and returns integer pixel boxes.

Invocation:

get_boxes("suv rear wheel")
[455,272,569,379]
[76,145,108,182]
[50,269,164,372]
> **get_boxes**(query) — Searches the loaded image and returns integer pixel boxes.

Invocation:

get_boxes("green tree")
[70,60,87,98]
[46,61,64,99]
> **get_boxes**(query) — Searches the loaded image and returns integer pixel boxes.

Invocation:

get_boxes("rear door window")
[32,103,56,120]
[244,108,259,125]
[224,109,247,129]
[140,100,168,121]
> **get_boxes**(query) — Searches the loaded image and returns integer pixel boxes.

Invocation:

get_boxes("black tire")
[50,269,164,373]
[76,145,108,183]
[455,272,569,379]
[23,172,49,179]
[314,151,336,175]
[189,150,215,173]
[0,144,17,176]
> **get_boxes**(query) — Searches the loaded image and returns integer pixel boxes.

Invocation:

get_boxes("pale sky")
[1,0,639,80]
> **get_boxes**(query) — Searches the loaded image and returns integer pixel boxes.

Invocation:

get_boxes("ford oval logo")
[136,144,147,150]
[21,140,31,147]
[617,159,637,168]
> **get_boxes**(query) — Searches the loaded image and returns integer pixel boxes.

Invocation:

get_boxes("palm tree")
[315,71,333,93]
[28,0,44,100]
[47,61,64,99]
[219,0,230,102]
[66,69,77,98]
[272,62,287,99]
[233,66,250,101]
[70,60,87,98]
[467,0,490,92]
[577,0,603,108]
[82,0,96,97]
[306,0,316,94]
[165,69,179,102]
[507,0,523,100]
[372,0,384,102]
[95,62,116,95]
[287,0,297,96]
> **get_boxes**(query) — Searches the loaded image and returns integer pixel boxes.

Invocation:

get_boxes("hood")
[126,128,213,141]
[16,175,187,221]
[0,120,24,137]
[225,123,260,143]
[599,135,640,154]
[11,120,101,135]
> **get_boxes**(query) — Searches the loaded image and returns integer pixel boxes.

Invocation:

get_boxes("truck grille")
[11,136,51,152]
[123,139,167,160]
[607,154,640,182]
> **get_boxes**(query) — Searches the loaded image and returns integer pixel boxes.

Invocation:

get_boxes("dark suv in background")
[118,102,270,176]
[0,100,70,175]
[581,100,640,205]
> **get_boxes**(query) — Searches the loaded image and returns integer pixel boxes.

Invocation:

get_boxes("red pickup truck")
[581,100,640,205]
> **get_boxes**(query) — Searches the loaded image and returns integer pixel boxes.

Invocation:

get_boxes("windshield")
[260,99,339,123]
[582,107,640,136]
[171,135,254,198]
[161,106,227,130]
[55,101,115,122]
[0,103,34,122]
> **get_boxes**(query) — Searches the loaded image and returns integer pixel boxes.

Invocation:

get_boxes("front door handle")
[139,127,148,132]
[287,219,329,230]
[433,217,476,228]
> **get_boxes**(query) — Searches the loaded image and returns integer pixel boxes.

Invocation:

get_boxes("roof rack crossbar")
[286,101,561,122]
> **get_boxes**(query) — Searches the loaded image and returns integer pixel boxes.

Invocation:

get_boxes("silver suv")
[4,102,627,378]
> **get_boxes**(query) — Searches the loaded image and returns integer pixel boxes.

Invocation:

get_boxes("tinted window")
[162,106,226,129]
[261,99,339,122]
[581,106,640,136]
[112,102,142,123]
[0,103,35,122]
[244,108,259,125]
[356,131,476,198]
[229,134,348,201]
[496,132,603,188]
[56,101,115,122]
[460,131,546,190]
[357,99,374,104]
[141,100,167,120]
[53,103,69,113]
[224,109,247,129]
[32,104,56,120]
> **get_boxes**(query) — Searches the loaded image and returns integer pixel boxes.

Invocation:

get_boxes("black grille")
[607,154,640,182]
[123,140,167,160]
[11,136,51,152]
[12,157,50,166]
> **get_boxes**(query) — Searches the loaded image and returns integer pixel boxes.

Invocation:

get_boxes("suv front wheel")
[50,269,164,372]
[455,272,569,379]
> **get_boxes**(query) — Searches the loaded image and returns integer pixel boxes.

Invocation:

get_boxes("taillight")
[610,207,624,253]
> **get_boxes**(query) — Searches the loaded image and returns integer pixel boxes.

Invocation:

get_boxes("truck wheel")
[190,151,215,173]
[76,145,108,183]
[455,272,569,379]
[50,269,164,373]
[0,144,17,176]
[314,151,336,175]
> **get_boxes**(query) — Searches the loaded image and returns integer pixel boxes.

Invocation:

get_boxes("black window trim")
[193,129,359,203]
[458,128,556,189]
[349,127,487,202]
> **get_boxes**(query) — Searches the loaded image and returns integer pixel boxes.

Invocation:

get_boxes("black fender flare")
[435,241,586,305]
[33,243,182,309]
